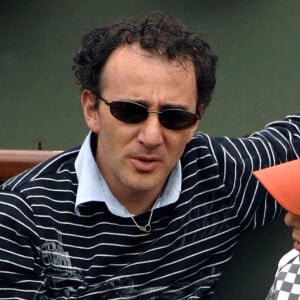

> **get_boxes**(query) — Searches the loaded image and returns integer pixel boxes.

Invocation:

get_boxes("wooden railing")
[0,149,62,182]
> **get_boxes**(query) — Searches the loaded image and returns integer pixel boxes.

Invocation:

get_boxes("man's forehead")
[103,43,195,77]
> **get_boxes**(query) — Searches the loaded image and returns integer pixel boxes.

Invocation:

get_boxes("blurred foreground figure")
[254,159,300,300]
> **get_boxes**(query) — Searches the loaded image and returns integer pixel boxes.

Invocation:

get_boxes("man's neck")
[114,188,163,216]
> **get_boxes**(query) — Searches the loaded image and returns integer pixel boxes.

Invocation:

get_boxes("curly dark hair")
[73,12,217,109]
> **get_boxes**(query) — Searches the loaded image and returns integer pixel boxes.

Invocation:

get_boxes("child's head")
[254,159,300,250]
[253,159,300,215]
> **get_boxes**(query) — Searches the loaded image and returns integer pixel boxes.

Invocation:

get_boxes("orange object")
[253,159,300,215]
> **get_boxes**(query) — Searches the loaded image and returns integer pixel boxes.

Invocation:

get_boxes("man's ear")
[187,104,205,142]
[198,104,205,117]
[187,120,199,142]
[81,90,100,133]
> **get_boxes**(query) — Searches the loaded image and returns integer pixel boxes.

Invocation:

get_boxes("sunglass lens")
[110,102,147,123]
[160,110,197,130]
[108,100,197,130]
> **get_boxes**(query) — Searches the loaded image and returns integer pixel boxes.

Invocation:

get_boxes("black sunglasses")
[98,96,200,130]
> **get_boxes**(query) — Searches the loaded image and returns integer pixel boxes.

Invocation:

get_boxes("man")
[254,159,300,299]
[0,12,299,299]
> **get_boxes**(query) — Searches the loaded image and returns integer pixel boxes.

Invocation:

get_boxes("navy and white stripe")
[0,113,299,299]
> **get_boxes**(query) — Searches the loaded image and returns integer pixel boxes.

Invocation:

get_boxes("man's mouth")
[131,155,160,172]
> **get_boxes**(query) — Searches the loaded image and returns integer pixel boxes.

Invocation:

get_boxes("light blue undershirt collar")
[74,132,182,217]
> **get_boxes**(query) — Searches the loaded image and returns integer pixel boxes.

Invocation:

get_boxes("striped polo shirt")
[0,113,299,299]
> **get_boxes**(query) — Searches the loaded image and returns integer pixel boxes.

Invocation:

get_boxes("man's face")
[82,43,199,213]
[285,212,300,252]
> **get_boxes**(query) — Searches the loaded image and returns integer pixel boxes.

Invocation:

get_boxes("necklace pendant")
[140,224,151,233]
[131,209,154,233]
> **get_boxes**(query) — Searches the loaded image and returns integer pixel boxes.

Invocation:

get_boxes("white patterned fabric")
[267,249,300,300]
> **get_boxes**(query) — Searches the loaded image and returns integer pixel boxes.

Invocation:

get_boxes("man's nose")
[137,113,163,148]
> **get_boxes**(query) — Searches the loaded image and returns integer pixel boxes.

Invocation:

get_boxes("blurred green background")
[0,0,299,150]
[0,1,298,299]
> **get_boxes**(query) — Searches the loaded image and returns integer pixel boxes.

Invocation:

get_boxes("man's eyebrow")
[124,98,189,110]
[160,104,189,110]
